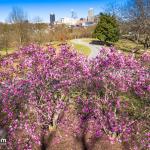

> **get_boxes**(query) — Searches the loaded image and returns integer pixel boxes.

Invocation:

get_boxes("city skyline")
[0,0,128,23]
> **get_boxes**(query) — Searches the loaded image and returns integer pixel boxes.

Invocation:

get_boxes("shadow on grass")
[90,40,114,47]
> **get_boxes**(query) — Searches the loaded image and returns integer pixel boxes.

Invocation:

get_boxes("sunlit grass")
[82,38,97,43]
[114,39,144,52]
[71,43,91,56]
[0,48,16,56]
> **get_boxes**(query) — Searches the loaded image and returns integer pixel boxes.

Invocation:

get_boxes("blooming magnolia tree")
[0,44,149,150]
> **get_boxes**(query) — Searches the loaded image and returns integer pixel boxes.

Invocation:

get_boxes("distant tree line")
[0,7,95,55]
[1,0,149,55]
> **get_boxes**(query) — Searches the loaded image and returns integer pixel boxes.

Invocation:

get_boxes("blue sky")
[0,0,127,23]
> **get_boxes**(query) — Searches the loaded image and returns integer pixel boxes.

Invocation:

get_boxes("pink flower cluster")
[0,45,149,149]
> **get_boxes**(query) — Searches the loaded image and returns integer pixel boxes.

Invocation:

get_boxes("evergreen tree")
[94,13,120,43]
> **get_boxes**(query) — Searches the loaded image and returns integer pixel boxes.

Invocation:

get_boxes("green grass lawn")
[71,43,91,56]
[0,48,16,56]
[80,38,150,54]
[114,39,144,53]
[82,38,144,52]
[50,41,91,56]
[82,38,97,43]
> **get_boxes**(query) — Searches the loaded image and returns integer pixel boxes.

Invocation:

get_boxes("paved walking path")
[71,39,102,59]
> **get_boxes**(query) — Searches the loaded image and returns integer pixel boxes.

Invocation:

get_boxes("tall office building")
[88,8,94,22]
[50,13,55,25]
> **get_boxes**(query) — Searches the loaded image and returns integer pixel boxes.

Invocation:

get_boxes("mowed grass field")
[70,43,91,56]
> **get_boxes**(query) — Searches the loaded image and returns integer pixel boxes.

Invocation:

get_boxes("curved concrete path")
[71,39,102,59]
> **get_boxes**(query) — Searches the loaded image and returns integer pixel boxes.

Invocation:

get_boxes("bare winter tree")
[105,0,121,16]
[0,23,10,55]
[8,7,28,23]
[8,7,30,46]
[123,0,150,49]
[33,16,47,45]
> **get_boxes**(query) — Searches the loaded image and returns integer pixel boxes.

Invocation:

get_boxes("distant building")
[88,8,94,22]
[23,20,29,23]
[76,18,87,26]
[94,15,100,23]
[50,13,55,25]
[60,17,78,26]
[82,22,96,27]
[71,9,77,19]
